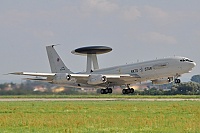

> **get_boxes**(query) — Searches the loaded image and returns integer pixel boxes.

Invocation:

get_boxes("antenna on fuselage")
[71,46,112,73]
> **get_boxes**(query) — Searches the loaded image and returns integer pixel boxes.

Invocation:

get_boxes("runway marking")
[0,98,199,102]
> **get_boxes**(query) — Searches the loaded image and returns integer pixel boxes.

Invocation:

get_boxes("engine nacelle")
[52,73,72,84]
[87,74,107,85]
[152,77,173,85]
[66,74,71,80]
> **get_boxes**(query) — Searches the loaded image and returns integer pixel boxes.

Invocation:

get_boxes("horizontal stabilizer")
[9,72,55,77]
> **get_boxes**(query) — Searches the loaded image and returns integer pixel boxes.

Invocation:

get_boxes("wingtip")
[8,72,23,75]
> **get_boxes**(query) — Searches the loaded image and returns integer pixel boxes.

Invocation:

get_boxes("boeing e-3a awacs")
[10,45,196,94]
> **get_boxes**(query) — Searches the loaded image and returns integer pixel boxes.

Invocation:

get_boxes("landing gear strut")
[100,88,112,94]
[122,85,134,94]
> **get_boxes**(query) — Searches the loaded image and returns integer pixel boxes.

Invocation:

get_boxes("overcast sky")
[0,0,200,83]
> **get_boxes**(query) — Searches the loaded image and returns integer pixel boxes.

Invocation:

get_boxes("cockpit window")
[180,58,193,62]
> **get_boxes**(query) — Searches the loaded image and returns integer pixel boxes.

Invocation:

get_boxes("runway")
[0,98,199,102]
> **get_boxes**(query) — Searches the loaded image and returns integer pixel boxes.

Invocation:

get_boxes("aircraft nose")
[192,62,196,67]
[189,62,196,69]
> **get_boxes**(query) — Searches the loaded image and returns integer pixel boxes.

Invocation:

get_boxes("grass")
[0,100,199,133]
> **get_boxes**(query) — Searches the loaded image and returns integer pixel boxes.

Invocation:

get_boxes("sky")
[0,0,200,83]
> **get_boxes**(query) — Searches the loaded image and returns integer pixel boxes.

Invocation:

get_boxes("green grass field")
[0,100,199,133]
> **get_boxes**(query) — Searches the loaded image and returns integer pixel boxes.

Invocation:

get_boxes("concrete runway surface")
[0,98,199,102]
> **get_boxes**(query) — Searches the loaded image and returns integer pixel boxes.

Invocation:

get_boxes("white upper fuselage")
[80,56,196,86]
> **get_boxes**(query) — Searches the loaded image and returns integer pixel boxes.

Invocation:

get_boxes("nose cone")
[188,62,196,71]
[191,62,196,68]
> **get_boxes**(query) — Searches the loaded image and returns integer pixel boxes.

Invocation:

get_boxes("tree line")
[134,82,200,95]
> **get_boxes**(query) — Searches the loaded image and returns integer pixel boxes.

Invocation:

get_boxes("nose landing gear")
[174,74,181,84]
[175,79,181,84]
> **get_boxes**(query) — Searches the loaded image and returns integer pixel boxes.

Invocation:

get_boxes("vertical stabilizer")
[46,45,73,74]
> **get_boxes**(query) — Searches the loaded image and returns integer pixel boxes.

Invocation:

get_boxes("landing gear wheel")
[100,89,106,94]
[100,89,104,94]
[100,88,112,94]
[108,88,112,93]
[130,88,134,93]
[122,89,127,94]
[127,88,131,93]
[175,79,181,84]
[105,88,109,94]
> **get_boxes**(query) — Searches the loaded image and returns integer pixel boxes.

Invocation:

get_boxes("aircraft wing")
[9,72,55,76]
[69,73,141,86]
[106,74,141,85]
[10,72,141,86]
[9,72,55,82]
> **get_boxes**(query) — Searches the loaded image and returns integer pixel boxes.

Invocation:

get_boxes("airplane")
[10,45,196,94]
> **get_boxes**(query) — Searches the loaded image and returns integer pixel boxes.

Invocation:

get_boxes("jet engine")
[87,74,107,85]
[66,74,71,80]
[52,73,71,84]
[152,77,173,85]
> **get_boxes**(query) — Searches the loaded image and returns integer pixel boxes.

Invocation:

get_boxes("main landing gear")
[122,85,134,94]
[122,88,134,94]
[100,88,112,94]
[100,85,135,95]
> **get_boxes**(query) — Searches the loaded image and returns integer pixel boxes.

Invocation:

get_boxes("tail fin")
[46,45,73,74]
